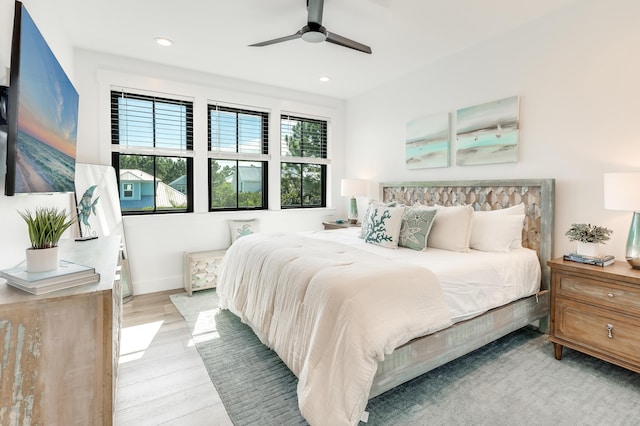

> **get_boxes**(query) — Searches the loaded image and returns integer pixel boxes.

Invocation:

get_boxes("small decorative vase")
[576,242,599,257]
[26,246,60,273]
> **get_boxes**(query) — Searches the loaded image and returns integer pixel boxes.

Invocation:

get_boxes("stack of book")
[0,260,100,295]
[563,253,615,267]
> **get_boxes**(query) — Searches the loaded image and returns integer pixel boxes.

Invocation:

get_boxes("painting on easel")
[74,163,133,301]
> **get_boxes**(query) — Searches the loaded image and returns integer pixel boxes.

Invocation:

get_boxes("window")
[111,91,193,214]
[122,183,134,199]
[280,114,328,208]
[208,104,268,211]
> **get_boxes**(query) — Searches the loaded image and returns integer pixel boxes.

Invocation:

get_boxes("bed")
[218,179,555,426]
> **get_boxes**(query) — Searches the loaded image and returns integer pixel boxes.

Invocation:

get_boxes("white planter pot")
[576,242,600,257]
[26,246,60,273]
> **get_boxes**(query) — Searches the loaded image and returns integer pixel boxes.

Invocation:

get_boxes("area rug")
[170,290,640,426]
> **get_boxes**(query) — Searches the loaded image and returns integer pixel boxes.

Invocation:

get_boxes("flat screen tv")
[5,1,79,196]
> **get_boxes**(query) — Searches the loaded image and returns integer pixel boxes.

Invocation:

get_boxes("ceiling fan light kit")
[250,0,372,54]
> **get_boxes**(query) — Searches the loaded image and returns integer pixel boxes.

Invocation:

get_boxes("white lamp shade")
[340,179,368,197]
[604,172,640,211]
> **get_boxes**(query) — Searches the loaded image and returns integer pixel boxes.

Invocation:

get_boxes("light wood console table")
[0,236,122,425]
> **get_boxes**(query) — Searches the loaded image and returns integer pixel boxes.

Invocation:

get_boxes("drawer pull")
[606,324,614,339]
[607,293,614,298]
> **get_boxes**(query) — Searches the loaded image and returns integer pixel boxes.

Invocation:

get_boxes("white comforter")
[217,232,453,426]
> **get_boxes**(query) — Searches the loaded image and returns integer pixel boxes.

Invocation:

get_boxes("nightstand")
[547,258,640,373]
[183,249,227,296]
[322,221,361,230]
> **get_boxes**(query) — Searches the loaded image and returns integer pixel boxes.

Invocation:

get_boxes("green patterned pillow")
[363,205,404,248]
[399,207,438,251]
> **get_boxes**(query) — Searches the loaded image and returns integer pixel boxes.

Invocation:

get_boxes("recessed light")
[319,76,331,82]
[154,37,174,47]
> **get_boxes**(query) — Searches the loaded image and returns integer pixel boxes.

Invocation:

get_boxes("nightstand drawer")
[555,297,640,363]
[556,272,640,312]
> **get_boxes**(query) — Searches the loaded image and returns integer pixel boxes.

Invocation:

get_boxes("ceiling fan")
[249,0,372,54]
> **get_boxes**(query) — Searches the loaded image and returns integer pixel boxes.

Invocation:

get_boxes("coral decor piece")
[565,223,612,244]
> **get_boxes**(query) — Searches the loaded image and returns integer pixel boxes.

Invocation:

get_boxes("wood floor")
[115,290,233,425]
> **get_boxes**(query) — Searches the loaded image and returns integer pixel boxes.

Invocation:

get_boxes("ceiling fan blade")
[307,0,324,25]
[249,30,303,47]
[326,32,372,54]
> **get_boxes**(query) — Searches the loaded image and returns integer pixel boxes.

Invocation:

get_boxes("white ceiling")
[51,0,580,99]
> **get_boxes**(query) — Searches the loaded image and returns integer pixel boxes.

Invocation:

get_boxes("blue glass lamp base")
[625,211,640,269]
[348,197,358,224]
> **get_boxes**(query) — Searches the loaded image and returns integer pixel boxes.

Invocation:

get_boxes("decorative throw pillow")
[473,203,525,249]
[228,219,259,244]
[362,205,404,249]
[359,201,397,239]
[427,205,474,252]
[470,213,525,253]
[399,207,438,251]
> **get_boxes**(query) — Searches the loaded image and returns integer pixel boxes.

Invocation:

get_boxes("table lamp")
[340,179,368,224]
[604,172,640,269]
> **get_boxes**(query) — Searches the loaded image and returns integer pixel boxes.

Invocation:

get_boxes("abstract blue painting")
[406,112,450,169]
[456,96,519,166]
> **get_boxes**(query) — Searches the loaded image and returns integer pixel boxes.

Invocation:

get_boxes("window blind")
[111,91,193,151]
[280,114,328,162]
[209,104,269,159]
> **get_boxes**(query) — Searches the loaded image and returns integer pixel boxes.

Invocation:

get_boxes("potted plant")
[565,223,613,257]
[19,207,76,272]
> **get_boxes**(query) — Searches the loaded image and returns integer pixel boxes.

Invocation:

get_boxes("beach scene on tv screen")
[14,6,78,194]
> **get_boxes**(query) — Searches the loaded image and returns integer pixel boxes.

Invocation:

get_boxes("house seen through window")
[111,91,193,214]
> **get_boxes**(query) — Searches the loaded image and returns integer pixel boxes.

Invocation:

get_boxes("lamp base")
[626,257,640,269]
[625,211,640,269]
[347,196,358,225]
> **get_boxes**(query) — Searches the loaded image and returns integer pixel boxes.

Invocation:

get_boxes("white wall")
[345,0,640,260]
[73,50,347,294]
[0,0,76,269]
[0,0,75,85]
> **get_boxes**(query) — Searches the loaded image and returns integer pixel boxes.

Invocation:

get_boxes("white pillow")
[362,205,405,249]
[498,203,525,215]
[473,203,525,249]
[470,213,525,253]
[427,205,474,252]
[228,219,259,244]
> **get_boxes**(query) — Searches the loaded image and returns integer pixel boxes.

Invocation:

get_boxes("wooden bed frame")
[369,179,555,398]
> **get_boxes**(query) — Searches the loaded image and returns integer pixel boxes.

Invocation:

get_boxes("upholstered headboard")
[381,179,555,290]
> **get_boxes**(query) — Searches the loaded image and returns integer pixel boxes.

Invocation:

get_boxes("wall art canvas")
[6,4,79,195]
[405,112,450,169]
[456,96,519,166]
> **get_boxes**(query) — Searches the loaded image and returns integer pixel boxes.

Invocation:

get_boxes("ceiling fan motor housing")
[301,23,327,43]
